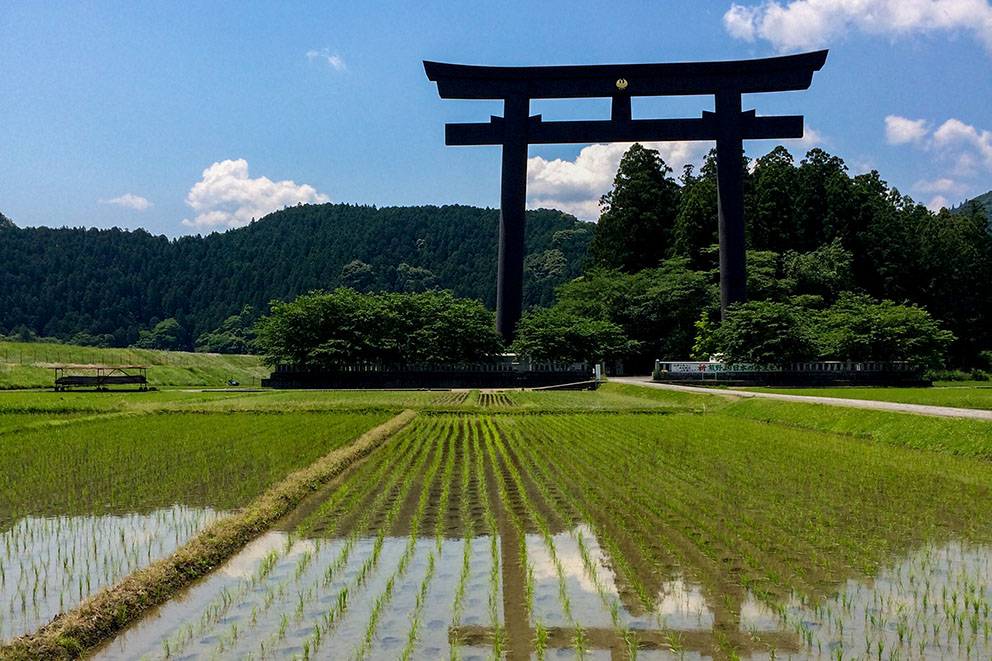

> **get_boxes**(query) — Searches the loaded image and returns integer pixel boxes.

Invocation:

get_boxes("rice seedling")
[0,410,390,642]
[6,388,986,661]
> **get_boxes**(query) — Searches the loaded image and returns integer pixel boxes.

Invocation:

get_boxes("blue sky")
[1,0,990,236]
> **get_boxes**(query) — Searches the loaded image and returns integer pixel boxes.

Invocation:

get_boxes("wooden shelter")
[53,365,149,391]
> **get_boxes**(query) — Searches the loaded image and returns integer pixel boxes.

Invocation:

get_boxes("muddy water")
[0,505,222,641]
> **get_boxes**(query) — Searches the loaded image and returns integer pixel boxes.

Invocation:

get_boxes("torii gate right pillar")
[715,89,748,318]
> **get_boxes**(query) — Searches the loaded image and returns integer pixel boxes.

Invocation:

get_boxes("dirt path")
[610,376,992,421]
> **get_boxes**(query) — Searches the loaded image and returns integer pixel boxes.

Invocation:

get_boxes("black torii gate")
[425,51,827,341]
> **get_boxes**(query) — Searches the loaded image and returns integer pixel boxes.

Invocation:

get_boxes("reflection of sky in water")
[216,532,317,579]
[776,540,992,660]
[97,533,499,660]
[0,505,221,641]
[96,519,992,660]
[526,524,779,633]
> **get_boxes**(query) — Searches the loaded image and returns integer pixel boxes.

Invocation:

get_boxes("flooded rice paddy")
[0,409,389,646]
[94,412,992,660]
[0,506,222,639]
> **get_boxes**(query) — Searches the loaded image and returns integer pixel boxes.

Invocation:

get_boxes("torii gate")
[425,51,827,340]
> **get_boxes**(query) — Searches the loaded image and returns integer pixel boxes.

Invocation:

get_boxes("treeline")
[578,145,991,370]
[0,205,591,349]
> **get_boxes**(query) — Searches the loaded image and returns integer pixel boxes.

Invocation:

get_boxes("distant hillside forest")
[1,149,990,368]
[0,205,591,348]
[950,190,992,224]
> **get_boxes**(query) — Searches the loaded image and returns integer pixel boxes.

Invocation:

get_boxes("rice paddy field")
[0,383,990,660]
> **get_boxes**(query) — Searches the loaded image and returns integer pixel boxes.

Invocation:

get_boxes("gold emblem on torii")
[615,78,628,90]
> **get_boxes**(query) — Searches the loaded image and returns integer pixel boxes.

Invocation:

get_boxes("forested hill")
[951,190,992,224]
[0,204,592,347]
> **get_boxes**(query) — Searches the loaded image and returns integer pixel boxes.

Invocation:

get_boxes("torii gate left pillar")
[497,93,530,338]
[426,51,827,341]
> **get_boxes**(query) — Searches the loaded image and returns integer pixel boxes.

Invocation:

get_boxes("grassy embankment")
[745,384,992,410]
[0,341,267,389]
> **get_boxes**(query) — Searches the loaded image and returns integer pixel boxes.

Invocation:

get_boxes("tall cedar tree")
[590,144,680,272]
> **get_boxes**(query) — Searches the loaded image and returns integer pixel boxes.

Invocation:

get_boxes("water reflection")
[90,512,992,661]
[0,505,222,641]
[777,540,992,660]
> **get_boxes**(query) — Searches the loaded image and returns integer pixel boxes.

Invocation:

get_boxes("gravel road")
[609,376,992,421]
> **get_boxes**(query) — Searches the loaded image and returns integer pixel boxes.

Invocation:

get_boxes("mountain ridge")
[0,203,592,347]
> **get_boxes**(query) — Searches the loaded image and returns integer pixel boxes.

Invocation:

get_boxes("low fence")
[653,360,928,387]
[263,362,593,390]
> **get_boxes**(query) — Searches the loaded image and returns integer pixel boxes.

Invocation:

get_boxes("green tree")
[395,263,437,293]
[745,250,791,302]
[555,258,715,369]
[195,306,257,354]
[746,146,798,254]
[133,318,187,351]
[672,158,718,268]
[589,143,681,272]
[340,259,374,291]
[782,237,856,302]
[254,289,502,368]
[510,307,636,363]
[710,301,817,365]
[816,293,954,367]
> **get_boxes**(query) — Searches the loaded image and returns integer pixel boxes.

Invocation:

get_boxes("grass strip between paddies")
[0,409,417,661]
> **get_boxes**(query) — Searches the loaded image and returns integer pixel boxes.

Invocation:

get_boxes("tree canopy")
[0,204,590,350]
[589,144,681,272]
[510,307,636,364]
[254,289,503,368]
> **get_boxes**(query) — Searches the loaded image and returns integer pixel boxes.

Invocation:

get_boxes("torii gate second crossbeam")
[425,51,827,341]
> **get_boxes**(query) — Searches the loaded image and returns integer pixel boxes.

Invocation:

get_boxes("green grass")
[595,381,732,410]
[5,386,992,659]
[719,397,992,459]
[746,384,992,410]
[0,410,391,523]
[0,388,270,414]
[107,410,992,661]
[499,412,992,584]
[151,384,723,414]
[0,341,267,389]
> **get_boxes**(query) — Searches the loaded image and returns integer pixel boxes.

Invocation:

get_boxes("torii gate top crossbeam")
[424,50,827,99]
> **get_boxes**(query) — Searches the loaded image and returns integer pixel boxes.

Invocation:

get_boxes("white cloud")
[526,141,709,221]
[885,115,929,144]
[99,193,152,211]
[913,177,967,195]
[306,48,346,71]
[181,159,331,230]
[887,115,991,206]
[932,118,992,169]
[724,4,760,40]
[723,0,992,53]
[786,123,826,150]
